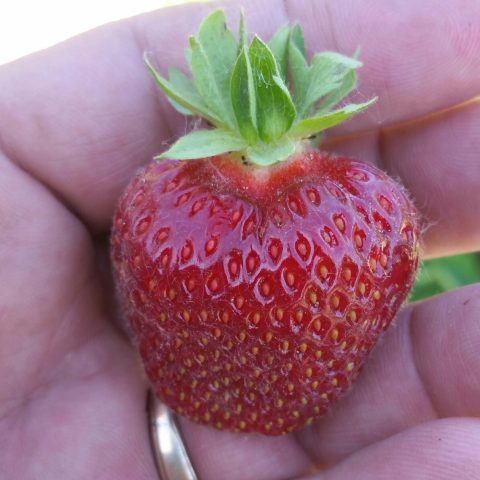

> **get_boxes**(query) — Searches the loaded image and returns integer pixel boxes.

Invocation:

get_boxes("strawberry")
[111,11,420,435]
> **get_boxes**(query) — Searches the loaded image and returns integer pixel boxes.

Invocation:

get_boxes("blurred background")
[0,0,180,64]
[1,0,479,301]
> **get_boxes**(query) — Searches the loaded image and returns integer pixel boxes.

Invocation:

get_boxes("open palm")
[1,1,479,478]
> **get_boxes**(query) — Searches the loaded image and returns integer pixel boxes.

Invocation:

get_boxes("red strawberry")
[111,11,420,435]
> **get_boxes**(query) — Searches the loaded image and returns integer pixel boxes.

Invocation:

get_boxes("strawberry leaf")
[166,67,198,115]
[297,52,363,117]
[189,37,234,129]
[289,24,306,57]
[247,139,296,166]
[185,46,192,69]
[231,46,258,144]
[238,9,247,50]
[144,54,222,127]
[289,98,377,138]
[189,11,238,128]
[316,69,357,114]
[267,25,290,80]
[288,35,310,114]
[157,129,246,160]
[148,10,377,166]
[248,37,296,142]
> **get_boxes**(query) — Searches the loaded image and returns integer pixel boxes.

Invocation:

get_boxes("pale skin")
[0,0,479,478]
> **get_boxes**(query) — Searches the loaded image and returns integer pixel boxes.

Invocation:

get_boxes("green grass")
[410,252,480,302]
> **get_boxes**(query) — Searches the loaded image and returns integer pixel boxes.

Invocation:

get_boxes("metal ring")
[149,392,199,480]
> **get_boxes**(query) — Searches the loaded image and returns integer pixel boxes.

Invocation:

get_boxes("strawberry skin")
[111,150,420,435]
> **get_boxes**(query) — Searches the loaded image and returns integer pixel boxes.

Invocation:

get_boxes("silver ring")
[148,392,199,480]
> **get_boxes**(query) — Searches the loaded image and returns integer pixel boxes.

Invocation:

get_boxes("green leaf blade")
[316,69,357,113]
[248,36,296,142]
[247,139,296,166]
[189,37,232,127]
[166,67,198,115]
[288,38,310,114]
[157,129,247,160]
[192,11,238,127]
[238,9,247,51]
[289,24,306,57]
[230,46,258,144]
[298,52,363,117]
[144,54,222,126]
[289,98,377,138]
[267,25,290,80]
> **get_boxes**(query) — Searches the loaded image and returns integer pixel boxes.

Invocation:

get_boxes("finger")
[0,146,156,476]
[0,153,102,414]
[296,283,480,464]
[0,332,157,480]
[0,0,479,230]
[286,0,480,133]
[380,100,480,257]
[309,419,480,480]
[323,100,480,257]
[178,417,313,480]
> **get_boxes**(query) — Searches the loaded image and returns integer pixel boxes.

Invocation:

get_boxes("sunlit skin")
[0,0,479,478]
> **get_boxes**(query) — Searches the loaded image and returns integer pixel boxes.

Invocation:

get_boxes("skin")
[0,0,479,478]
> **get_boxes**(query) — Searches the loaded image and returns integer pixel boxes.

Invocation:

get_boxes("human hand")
[0,1,479,478]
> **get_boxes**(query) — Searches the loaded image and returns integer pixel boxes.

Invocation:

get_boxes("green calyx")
[146,10,377,166]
